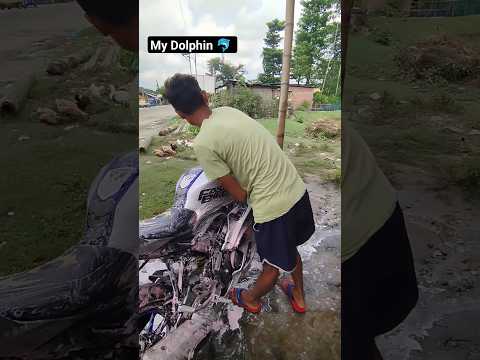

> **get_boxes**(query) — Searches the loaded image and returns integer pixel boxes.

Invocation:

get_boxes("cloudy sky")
[139,0,303,90]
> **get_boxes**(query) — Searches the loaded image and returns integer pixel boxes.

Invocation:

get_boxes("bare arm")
[218,175,247,203]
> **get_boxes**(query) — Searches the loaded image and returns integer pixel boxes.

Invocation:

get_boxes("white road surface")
[0,3,88,82]
[139,105,177,151]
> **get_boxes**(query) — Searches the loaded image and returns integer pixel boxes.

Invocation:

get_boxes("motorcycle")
[138,166,256,359]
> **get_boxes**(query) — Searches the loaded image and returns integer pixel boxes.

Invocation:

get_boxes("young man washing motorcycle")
[164,74,316,313]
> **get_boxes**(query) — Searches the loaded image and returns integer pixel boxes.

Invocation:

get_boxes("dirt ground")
[346,14,480,359]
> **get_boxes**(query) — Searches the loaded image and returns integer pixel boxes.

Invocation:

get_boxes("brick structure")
[247,84,317,110]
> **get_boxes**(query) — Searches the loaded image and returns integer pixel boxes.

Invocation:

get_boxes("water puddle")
[194,225,341,359]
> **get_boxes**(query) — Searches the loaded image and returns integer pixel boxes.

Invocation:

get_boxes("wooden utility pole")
[276,0,295,149]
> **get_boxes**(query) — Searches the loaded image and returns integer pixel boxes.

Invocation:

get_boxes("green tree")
[155,81,165,96]
[292,0,340,94]
[207,57,245,84]
[258,19,285,84]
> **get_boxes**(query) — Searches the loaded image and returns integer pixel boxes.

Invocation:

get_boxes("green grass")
[0,123,134,275]
[140,158,197,219]
[258,117,306,138]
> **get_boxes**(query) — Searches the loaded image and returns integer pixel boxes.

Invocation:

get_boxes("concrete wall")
[250,87,276,102]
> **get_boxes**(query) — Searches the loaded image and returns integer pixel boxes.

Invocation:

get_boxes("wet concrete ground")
[196,178,341,360]
[376,166,480,359]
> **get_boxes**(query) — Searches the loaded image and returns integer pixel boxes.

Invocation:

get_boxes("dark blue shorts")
[254,191,315,272]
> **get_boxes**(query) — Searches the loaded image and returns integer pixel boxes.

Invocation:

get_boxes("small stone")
[112,90,130,105]
[433,250,443,257]
[89,84,106,98]
[55,99,88,121]
[64,124,79,131]
[7,211,14,216]
[369,92,382,101]
[37,107,59,125]
[18,135,30,141]
[46,59,69,75]
[145,160,152,164]
[441,126,464,134]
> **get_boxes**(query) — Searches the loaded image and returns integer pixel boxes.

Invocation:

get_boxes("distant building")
[249,83,318,110]
[139,87,161,107]
[195,74,216,94]
[221,81,318,110]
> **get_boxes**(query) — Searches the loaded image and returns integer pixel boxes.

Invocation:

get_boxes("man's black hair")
[76,1,138,25]
[164,74,205,115]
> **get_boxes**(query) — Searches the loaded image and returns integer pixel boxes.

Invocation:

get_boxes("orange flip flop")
[279,279,306,314]
[229,288,262,314]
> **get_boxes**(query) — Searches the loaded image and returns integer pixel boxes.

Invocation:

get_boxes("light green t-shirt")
[342,121,397,262]
[193,106,306,223]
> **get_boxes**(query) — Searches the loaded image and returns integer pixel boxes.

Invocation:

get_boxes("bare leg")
[240,263,279,307]
[290,250,305,308]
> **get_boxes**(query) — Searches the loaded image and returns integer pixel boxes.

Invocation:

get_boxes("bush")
[313,92,339,105]
[211,87,278,119]
[261,97,280,118]
[293,112,305,123]
[297,100,311,111]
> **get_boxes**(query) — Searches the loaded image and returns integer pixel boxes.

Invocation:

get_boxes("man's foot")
[229,288,262,314]
[279,278,306,313]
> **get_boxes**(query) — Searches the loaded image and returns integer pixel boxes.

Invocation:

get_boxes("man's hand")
[218,175,247,203]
